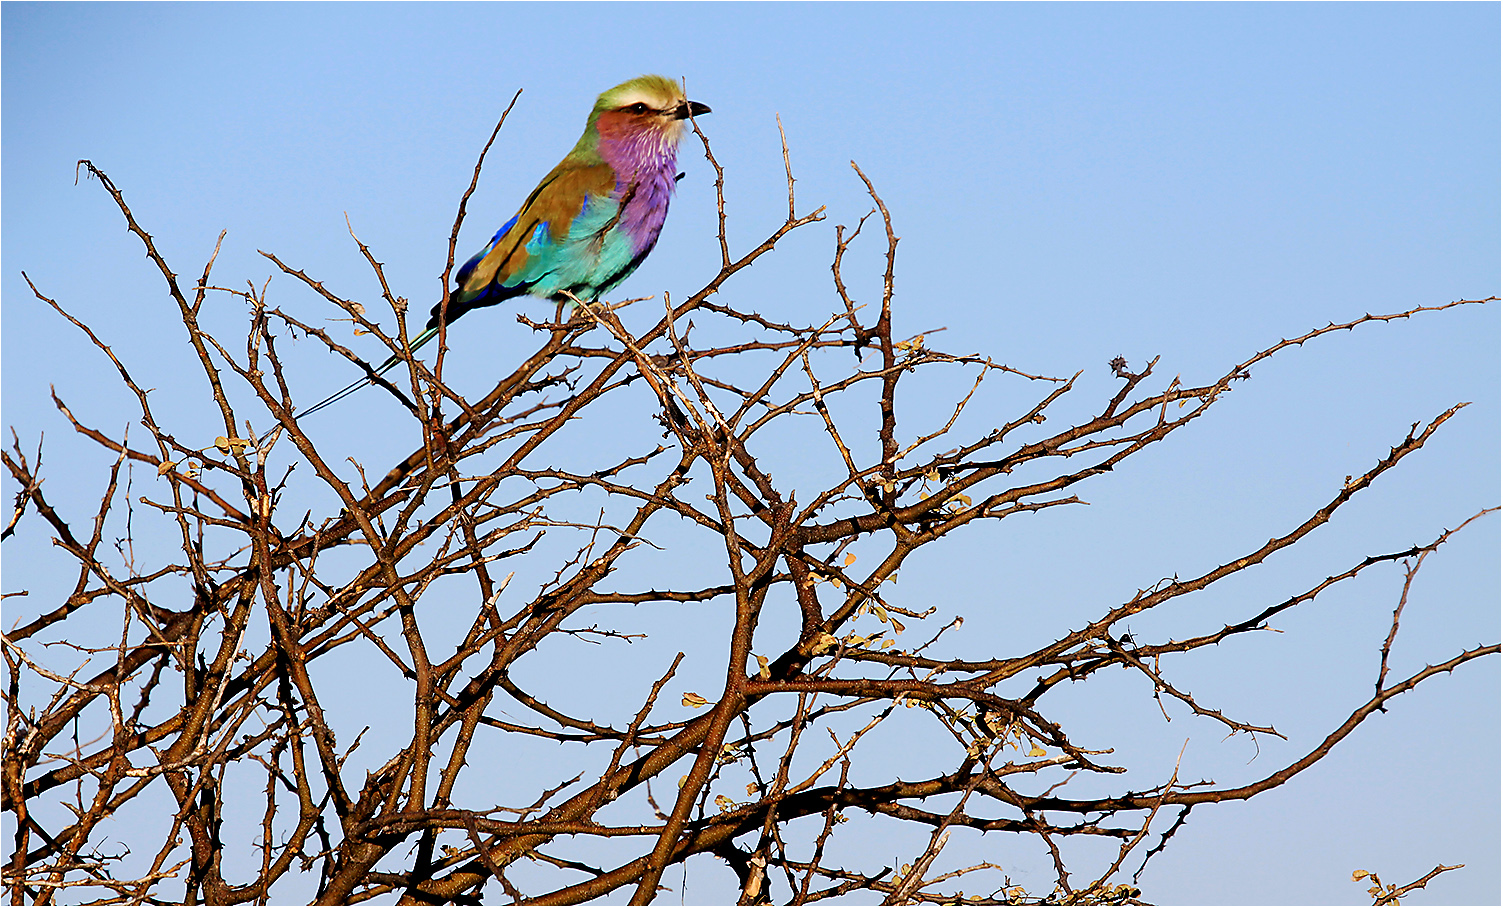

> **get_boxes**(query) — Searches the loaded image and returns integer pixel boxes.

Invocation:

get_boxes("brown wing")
[461,160,619,294]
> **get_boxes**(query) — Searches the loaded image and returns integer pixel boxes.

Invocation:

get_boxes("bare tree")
[3,115,1497,905]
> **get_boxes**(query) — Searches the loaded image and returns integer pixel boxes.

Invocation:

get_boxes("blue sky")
[3,3,1498,904]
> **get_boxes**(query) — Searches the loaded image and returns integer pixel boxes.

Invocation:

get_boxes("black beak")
[675,100,711,120]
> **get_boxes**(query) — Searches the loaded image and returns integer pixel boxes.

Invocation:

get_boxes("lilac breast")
[597,128,682,253]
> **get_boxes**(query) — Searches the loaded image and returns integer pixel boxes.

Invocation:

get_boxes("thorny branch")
[2,117,1495,906]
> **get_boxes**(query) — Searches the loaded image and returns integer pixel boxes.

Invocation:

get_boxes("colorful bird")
[303,75,710,415]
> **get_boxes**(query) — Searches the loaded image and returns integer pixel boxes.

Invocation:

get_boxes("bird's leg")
[558,291,603,329]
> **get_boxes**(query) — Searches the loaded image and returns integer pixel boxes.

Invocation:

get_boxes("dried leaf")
[809,632,840,655]
[682,692,710,709]
[157,461,176,475]
[843,552,856,566]
[214,436,231,453]
[755,653,771,680]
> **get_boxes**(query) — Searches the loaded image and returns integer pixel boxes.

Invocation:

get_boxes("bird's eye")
[626,102,650,114]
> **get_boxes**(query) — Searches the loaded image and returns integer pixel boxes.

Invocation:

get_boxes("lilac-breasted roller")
[303,75,710,415]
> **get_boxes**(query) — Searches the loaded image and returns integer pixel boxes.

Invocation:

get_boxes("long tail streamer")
[299,326,441,417]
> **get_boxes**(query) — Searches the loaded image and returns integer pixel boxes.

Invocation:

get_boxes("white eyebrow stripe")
[612,89,681,110]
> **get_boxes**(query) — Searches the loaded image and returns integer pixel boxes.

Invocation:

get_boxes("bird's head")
[580,75,710,167]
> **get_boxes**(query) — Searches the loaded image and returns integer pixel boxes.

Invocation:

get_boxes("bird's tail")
[299,326,443,417]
